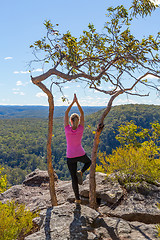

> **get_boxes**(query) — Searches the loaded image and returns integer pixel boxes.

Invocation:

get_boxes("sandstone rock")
[125,180,160,196]
[23,168,58,186]
[0,185,23,202]
[56,180,74,204]
[25,203,100,240]
[0,184,51,211]
[80,172,123,204]
[94,216,158,240]
[26,204,159,240]
[99,190,160,224]
[0,170,160,239]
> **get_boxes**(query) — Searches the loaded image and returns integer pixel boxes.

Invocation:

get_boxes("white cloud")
[14,70,29,74]
[150,0,160,5]
[12,88,20,91]
[16,80,29,86]
[36,92,47,98]
[64,86,70,89]
[146,74,159,79]
[16,81,23,86]
[13,91,25,96]
[108,86,115,90]
[13,69,43,75]
[75,96,108,106]
[141,74,160,82]
[33,68,43,72]
[77,85,81,88]
[87,96,94,100]
[20,71,29,74]
[4,57,13,60]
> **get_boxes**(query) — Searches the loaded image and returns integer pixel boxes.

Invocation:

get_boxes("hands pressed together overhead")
[73,93,78,104]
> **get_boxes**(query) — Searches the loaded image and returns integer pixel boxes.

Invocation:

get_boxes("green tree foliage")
[30,4,160,101]
[0,201,38,240]
[130,0,159,17]
[115,120,160,147]
[98,121,160,184]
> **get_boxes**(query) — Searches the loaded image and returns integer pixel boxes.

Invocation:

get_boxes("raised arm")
[64,94,76,127]
[75,95,84,127]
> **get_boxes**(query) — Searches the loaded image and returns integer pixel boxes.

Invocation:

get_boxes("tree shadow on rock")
[44,207,52,240]
[130,223,156,240]
[70,204,88,240]
[95,218,121,240]
[95,217,155,240]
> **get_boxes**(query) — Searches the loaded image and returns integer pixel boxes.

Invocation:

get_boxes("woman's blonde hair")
[70,113,80,129]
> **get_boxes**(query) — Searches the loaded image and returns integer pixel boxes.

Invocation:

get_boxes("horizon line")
[0,103,158,107]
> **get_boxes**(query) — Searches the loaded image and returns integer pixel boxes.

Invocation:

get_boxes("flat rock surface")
[25,203,100,240]
[94,216,158,240]
[99,189,160,224]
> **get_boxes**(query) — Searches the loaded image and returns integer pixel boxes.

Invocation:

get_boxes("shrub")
[98,142,160,185]
[97,121,160,185]
[0,167,7,193]
[0,201,38,240]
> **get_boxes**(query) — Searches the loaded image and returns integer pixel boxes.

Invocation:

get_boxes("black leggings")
[67,154,91,200]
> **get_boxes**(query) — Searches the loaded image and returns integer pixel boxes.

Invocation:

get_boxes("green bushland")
[97,121,160,185]
[0,201,38,240]
[1,104,160,185]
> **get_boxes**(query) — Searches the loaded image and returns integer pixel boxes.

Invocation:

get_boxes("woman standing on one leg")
[64,94,91,204]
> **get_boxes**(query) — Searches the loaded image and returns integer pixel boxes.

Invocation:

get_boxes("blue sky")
[1,0,160,106]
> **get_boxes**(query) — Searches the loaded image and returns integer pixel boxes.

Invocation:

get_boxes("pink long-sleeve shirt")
[65,124,85,158]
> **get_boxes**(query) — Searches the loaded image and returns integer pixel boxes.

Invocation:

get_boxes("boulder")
[23,168,58,186]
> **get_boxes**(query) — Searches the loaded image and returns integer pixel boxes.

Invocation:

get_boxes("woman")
[64,94,91,204]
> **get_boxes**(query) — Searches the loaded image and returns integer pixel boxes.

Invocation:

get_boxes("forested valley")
[1,104,160,186]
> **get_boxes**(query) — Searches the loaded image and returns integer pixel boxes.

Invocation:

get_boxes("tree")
[31,81,57,207]
[30,1,160,208]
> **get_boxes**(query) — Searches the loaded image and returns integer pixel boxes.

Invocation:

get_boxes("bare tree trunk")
[89,90,123,209]
[89,129,102,209]
[33,81,58,206]
[47,92,58,206]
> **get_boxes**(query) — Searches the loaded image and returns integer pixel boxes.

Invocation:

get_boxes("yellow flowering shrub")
[97,121,160,185]
[0,167,7,193]
[0,201,38,240]
[98,142,160,184]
